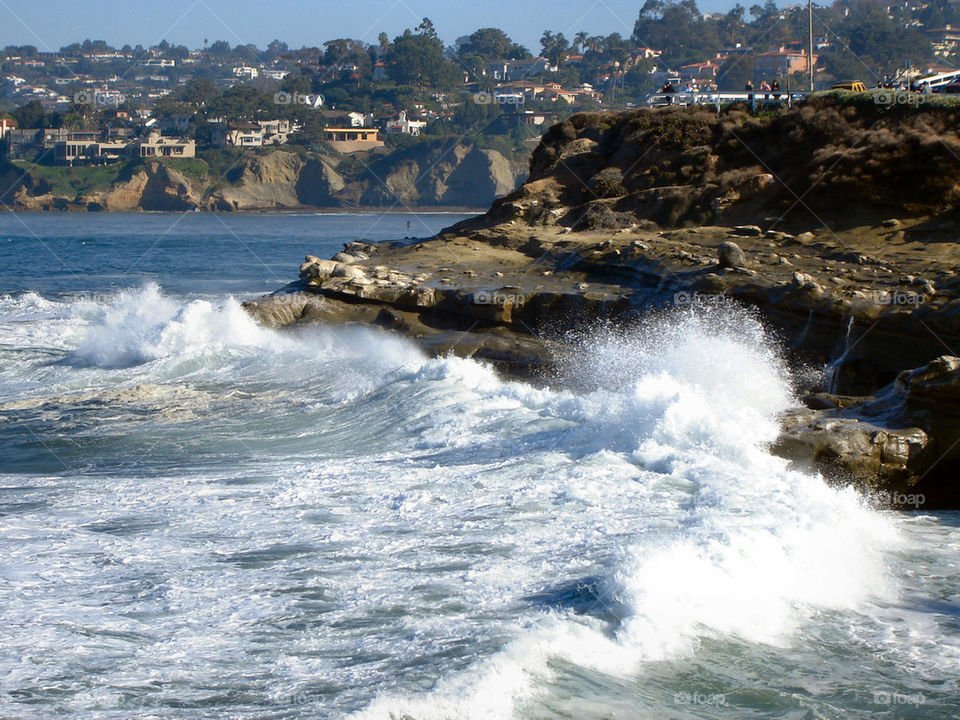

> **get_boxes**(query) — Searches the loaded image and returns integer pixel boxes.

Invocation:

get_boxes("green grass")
[160,156,210,179]
[13,160,122,198]
[196,148,247,184]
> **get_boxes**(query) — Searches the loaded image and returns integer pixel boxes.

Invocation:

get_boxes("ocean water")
[0,212,958,720]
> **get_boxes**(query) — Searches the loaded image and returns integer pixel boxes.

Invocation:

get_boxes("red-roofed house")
[754,46,816,78]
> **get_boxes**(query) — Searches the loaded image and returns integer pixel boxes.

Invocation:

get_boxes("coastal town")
[3,0,960,170]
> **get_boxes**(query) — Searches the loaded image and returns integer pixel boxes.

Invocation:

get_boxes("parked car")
[830,81,867,92]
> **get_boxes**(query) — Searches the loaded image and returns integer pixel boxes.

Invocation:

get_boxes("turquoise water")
[0,212,958,719]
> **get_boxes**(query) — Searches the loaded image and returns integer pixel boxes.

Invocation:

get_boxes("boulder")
[775,356,960,506]
[775,410,928,484]
[299,258,339,285]
[791,271,822,293]
[331,263,365,279]
[717,240,747,268]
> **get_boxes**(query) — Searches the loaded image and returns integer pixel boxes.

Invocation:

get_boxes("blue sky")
[0,0,745,56]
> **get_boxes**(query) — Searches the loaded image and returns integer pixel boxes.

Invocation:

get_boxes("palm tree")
[539,30,554,58]
[586,35,605,55]
[574,31,589,54]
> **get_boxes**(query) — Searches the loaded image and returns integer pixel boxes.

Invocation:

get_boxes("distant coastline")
[0,142,524,213]
[4,205,488,215]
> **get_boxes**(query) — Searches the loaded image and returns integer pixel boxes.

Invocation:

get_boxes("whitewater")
[0,213,957,719]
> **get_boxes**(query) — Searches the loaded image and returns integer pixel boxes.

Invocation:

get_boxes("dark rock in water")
[775,410,929,486]
[718,240,747,268]
[775,355,960,508]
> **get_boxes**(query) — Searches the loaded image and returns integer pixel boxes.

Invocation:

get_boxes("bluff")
[0,140,522,212]
[459,93,960,232]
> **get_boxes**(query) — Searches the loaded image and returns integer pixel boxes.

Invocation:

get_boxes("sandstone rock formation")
[357,140,519,207]
[0,140,521,212]
[205,152,344,210]
[453,95,960,234]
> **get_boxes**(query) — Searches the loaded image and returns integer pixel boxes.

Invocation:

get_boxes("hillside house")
[131,132,196,158]
[232,66,260,80]
[384,110,426,135]
[324,127,384,152]
[928,25,960,56]
[753,46,816,78]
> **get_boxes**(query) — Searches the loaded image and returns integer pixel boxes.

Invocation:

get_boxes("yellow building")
[324,128,384,153]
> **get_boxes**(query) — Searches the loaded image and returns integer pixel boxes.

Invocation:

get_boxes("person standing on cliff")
[745,79,754,96]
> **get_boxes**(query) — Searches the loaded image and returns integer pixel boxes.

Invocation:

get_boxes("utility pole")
[808,0,815,91]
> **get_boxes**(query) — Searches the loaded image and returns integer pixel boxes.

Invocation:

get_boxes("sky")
[0,0,744,57]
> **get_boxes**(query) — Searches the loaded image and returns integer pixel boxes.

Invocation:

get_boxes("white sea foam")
[1,286,955,720]
[353,306,904,719]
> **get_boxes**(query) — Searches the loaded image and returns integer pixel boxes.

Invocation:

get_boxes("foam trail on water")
[355,306,902,720]
[1,285,428,408]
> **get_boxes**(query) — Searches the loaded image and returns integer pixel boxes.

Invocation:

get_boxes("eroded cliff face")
[354,140,519,207]
[463,95,960,232]
[2,141,522,212]
[204,151,343,210]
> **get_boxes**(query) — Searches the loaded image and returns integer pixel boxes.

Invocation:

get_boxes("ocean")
[0,211,957,719]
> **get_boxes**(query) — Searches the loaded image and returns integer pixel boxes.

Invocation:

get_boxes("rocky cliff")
[205,151,344,210]
[458,93,960,232]
[1,140,522,212]
[354,140,519,207]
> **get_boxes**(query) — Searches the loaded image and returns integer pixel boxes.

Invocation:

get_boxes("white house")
[347,111,374,127]
[384,110,427,136]
[232,66,260,80]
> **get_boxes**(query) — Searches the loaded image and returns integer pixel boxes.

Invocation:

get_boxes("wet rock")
[731,225,762,236]
[776,356,960,507]
[775,410,928,484]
